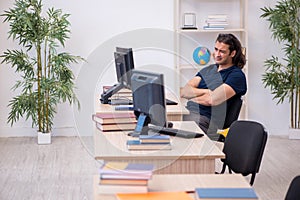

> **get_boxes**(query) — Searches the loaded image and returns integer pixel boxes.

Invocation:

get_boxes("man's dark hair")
[216,33,246,69]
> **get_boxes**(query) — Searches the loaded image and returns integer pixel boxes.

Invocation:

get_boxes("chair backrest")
[217,96,243,142]
[221,120,268,185]
[223,96,243,129]
[285,175,300,200]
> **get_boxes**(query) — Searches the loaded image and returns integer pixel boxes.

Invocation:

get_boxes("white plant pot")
[288,128,300,140]
[37,132,51,144]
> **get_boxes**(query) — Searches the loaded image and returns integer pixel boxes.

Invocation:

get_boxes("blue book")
[195,188,258,199]
[139,135,170,144]
[99,161,154,175]
[127,140,172,150]
[139,135,170,140]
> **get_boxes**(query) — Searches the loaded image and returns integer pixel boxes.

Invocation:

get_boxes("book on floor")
[195,188,258,200]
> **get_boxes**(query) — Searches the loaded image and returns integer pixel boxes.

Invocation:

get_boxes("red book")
[95,122,136,131]
[92,113,136,124]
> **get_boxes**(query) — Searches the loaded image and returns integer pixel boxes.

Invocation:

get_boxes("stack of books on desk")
[92,112,137,132]
[127,135,171,150]
[103,85,133,99]
[97,162,154,194]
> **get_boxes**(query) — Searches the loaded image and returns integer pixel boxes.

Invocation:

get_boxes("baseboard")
[0,126,78,137]
[288,128,300,140]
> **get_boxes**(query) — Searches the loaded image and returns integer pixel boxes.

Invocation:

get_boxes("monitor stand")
[128,113,150,137]
[100,83,123,104]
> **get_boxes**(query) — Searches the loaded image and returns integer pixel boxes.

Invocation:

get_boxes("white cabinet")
[174,0,248,118]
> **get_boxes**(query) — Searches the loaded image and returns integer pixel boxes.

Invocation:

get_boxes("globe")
[193,46,211,65]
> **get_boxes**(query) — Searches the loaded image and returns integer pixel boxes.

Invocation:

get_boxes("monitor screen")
[100,47,134,104]
[130,70,167,135]
[114,51,128,86]
[114,47,134,88]
[116,47,134,87]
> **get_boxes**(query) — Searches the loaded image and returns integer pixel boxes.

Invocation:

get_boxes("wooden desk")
[94,174,255,200]
[94,121,225,174]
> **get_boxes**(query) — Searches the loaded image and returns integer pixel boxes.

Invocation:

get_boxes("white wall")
[0,0,289,137]
[247,0,289,135]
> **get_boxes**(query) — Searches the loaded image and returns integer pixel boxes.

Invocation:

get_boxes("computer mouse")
[167,122,173,128]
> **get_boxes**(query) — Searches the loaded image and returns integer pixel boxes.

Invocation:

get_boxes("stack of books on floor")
[97,161,154,194]
[92,112,137,132]
[127,134,172,150]
[194,187,258,200]
[203,14,228,30]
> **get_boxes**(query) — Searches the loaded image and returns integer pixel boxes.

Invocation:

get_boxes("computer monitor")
[116,47,134,88]
[100,47,134,104]
[130,70,167,136]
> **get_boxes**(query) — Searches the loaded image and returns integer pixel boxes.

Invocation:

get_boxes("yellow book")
[116,191,193,200]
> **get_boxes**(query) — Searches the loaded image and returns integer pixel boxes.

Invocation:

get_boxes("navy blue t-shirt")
[186,64,247,120]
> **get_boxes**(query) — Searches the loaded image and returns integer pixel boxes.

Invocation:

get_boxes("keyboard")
[109,99,133,105]
[114,105,134,110]
[109,98,178,105]
[148,126,204,139]
[165,98,178,105]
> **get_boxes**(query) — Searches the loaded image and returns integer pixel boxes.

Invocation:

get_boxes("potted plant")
[260,0,300,138]
[1,0,83,144]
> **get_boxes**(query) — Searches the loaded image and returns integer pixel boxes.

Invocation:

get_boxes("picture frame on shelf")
[182,13,197,30]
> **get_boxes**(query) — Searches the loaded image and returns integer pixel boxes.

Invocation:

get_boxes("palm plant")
[1,0,83,133]
[260,0,300,129]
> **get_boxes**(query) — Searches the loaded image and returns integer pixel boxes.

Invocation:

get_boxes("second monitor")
[100,47,134,104]
[100,47,178,106]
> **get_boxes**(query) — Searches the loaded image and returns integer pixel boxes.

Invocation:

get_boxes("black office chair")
[219,120,268,186]
[217,96,243,142]
[285,175,300,200]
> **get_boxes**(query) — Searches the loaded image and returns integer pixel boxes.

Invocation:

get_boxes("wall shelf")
[174,0,248,119]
